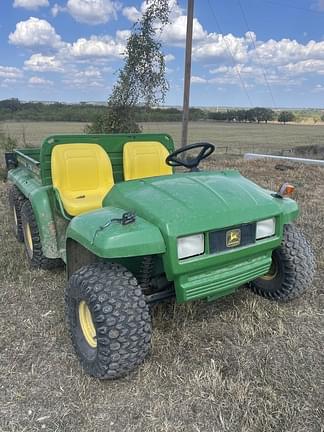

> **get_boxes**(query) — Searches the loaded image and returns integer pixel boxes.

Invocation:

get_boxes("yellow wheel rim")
[25,223,33,252]
[13,206,18,227]
[78,301,97,348]
[260,257,278,281]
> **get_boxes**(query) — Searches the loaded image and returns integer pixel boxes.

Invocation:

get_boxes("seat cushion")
[60,192,105,216]
[123,141,172,181]
[51,143,114,216]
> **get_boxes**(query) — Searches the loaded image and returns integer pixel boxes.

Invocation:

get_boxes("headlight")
[177,234,204,259]
[256,218,275,240]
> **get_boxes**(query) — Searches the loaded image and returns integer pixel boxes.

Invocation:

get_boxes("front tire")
[65,262,152,379]
[250,224,315,301]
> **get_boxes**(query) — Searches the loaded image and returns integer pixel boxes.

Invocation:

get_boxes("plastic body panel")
[7,167,60,258]
[66,207,166,258]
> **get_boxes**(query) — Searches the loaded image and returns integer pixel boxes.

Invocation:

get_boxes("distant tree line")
[0,99,207,122]
[0,98,296,124]
[0,98,106,122]
[209,107,279,123]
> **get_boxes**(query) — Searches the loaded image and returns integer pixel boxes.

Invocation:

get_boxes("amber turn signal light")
[277,182,295,197]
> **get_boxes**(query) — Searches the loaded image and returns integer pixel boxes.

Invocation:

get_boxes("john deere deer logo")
[226,229,241,247]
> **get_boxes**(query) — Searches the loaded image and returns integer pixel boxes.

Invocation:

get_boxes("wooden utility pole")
[181,0,194,147]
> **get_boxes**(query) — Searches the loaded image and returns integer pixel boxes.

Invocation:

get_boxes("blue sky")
[1,0,324,107]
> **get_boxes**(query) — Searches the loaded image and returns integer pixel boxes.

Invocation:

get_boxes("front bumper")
[175,253,272,302]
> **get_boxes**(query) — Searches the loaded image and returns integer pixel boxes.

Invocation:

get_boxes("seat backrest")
[51,143,114,215]
[123,141,173,181]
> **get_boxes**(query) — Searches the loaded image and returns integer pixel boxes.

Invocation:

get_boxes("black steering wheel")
[166,142,215,170]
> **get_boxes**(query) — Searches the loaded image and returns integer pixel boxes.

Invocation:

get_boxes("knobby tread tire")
[250,224,315,301]
[8,185,26,242]
[66,262,152,379]
[21,200,62,270]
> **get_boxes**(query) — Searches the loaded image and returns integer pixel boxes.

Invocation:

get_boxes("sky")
[1,0,324,107]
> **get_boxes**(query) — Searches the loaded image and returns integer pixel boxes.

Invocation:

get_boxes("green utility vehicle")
[6,134,315,379]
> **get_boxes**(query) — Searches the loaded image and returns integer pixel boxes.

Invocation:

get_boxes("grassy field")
[2,120,324,155]
[0,150,323,431]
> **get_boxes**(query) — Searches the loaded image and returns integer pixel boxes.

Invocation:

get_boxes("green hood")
[104,171,297,237]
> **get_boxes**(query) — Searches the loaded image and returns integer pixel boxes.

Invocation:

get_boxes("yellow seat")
[51,143,114,216]
[123,141,173,181]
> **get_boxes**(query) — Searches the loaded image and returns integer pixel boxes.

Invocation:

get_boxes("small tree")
[86,0,170,134]
[278,111,295,124]
[254,107,274,124]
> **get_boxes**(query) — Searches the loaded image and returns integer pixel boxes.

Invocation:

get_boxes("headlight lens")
[256,218,275,240]
[177,233,204,259]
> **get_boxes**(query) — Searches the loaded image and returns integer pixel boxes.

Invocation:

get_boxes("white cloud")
[1,78,19,88]
[191,76,208,84]
[122,6,141,23]
[122,0,204,46]
[162,16,206,45]
[313,83,324,92]
[7,9,324,96]
[191,73,249,86]
[209,66,229,74]
[251,38,324,66]
[63,66,105,88]
[68,35,124,59]
[0,66,23,79]
[208,62,301,87]
[9,17,63,49]
[193,32,251,62]
[13,0,49,10]
[210,64,256,76]
[75,66,102,79]
[188,29,324,88]
[51,3,66,16]
[122,0,181,24]
[29,76,53,85]
[64,0,121,25]
[165,53,175,62]
[24,53,63,72]
[280,59,324,76]
[115,29,131,42]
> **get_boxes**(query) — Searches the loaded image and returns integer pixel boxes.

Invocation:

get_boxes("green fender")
[66,207,166,258]
[8,167,59,258]
[280,197,299,224]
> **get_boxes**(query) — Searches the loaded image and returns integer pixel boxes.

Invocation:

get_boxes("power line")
[237,0,277,109]
[207,0,254,107]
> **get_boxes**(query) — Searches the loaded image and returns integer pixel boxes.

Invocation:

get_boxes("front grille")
[209,223,256,254]
[178,254,272,302]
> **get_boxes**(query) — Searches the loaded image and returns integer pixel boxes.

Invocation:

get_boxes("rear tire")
[250,224,315,301]
[8,185,26,242]
[65,262,152,379]
[21,200,62,269]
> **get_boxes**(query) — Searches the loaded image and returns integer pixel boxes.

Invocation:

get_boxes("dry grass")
[1,155,323,432]
[3,120,324,155]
